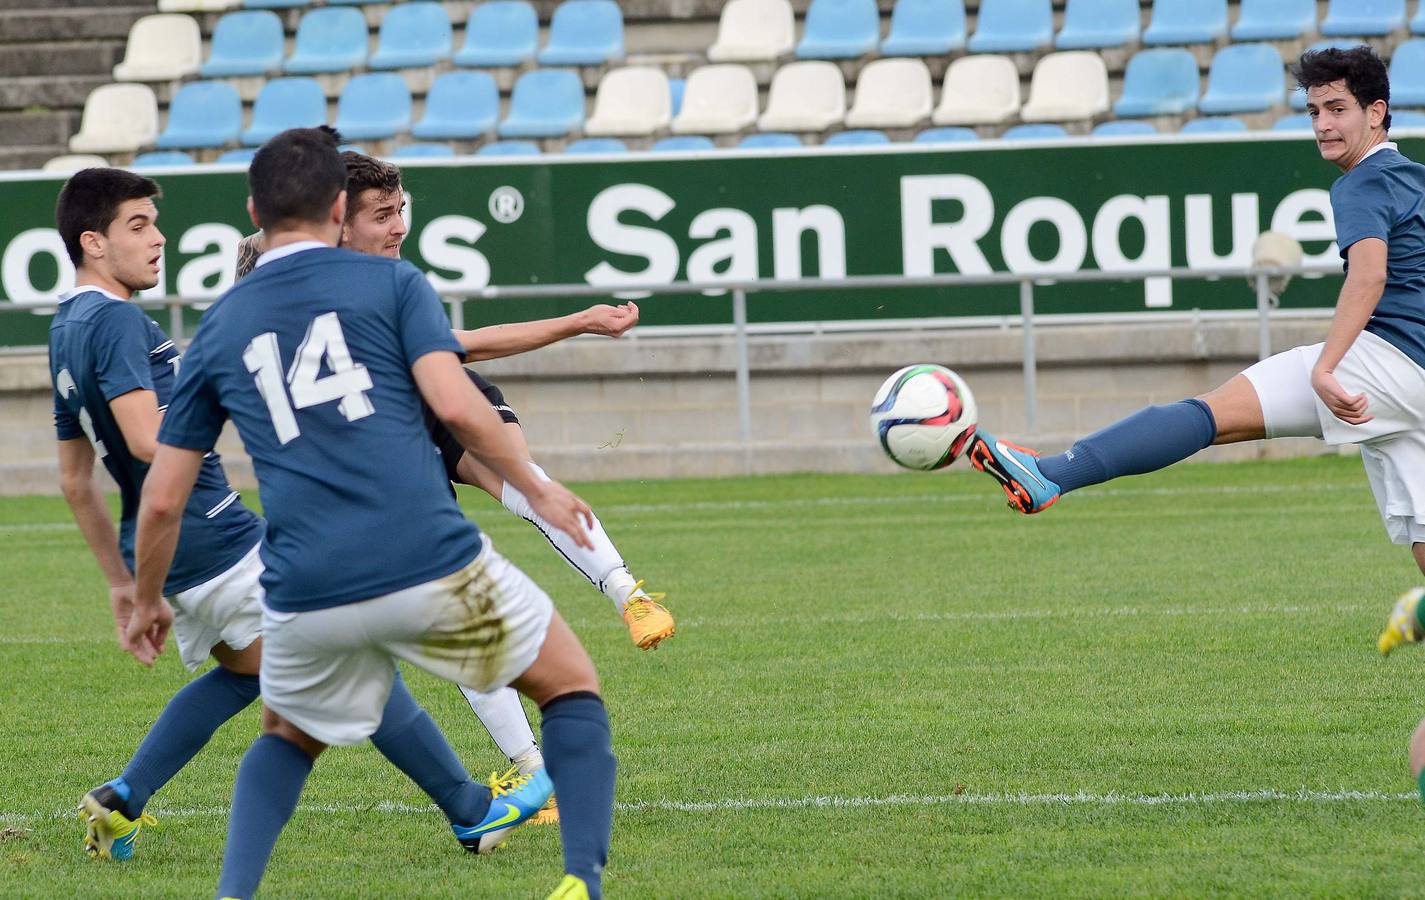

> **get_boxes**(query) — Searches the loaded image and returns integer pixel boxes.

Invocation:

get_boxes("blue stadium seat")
[412,71,499,139]
[538,0,624,66]
[566,137,628,154]
[1414,2,1425,34]
[739,132,804,148]
[370,2,452,70]
[332,74,412,141]
[1394,110,1425,127]
[651,135,718,152]
[1231,0,1317,41]
[1321,0,1406,37]
[1091,120,1157,136]
[796,0,881,59]
[1181,116,1247,134]
[967,0,1053,53]
[243,0,306,8]
[391,143,456,158]
[477,141,542,157]
[218,147,258,163]
[131,150,195,167]
[1002,123,1069,139]
[1272,114,1312,131]
[156,81,242,149]
[824,129,891,145]
[242,77,326,145]
[1143,0,1228,45]
[455,1,537,67]
[1393,40,1425,106]
[1113,48,1200,117]
[1197,44,1285,115]
[913,126,978,143]
[497,70,585,138]
[1056,0,1139,50]
[201,10,283,77]
[669,78,686,116]
[881,0,966,57]
[284,7,367,74]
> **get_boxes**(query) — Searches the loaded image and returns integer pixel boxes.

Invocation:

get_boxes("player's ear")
[78,229,105,262]
[331,189,348,227]
[246,196,261,230]
[1369,99,1388,129]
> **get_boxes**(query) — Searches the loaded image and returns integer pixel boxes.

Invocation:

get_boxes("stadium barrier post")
[1254,273,1272,361]
[1020,279,1038,436]
[446,297,464,331]
[169,302,183,343]
[732,286,753,473]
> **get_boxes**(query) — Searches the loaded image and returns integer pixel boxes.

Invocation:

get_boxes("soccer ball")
[869,364,978,471]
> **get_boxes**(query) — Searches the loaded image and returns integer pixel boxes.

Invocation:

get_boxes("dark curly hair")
[1293,45,1392,132]
[341,151,403,221]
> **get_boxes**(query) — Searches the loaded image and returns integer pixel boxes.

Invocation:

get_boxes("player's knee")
[261,707,326,760]
[1410,719,1425,777]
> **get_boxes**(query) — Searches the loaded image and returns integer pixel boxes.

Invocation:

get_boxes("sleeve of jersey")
[53,385,82,441]
[1331,169,1396,257]
[394,264,464,367]
[92,303,157,402]
[156,333,227,451]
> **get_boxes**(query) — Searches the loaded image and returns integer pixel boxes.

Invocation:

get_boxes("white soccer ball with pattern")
[869,364,978,471]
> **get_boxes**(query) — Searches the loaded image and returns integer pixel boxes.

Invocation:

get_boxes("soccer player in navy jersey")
[128,128,615,899]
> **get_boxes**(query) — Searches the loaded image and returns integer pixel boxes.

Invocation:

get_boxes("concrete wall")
[0,316,1337,494]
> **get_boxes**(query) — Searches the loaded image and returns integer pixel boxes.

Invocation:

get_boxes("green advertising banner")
[0,133,1377,347]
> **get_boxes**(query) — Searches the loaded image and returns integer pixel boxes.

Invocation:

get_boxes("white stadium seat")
[113,14,203,82]
[585,67,672,137]
[932,54,1021,126]
[42,154,109,173]
[844,58,933,128]
[69,83,160,154]
[757,61,846,132]
[671,65,760,134]
[707,0,796,62]
[157,0,241,10]
[1020,51,1111,122]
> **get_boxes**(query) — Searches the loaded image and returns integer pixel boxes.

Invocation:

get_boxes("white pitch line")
[1,788,1414,827]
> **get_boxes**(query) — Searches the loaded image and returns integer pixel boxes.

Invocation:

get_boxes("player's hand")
[1311,367,1373,425]
[526,481,596,550]
[578,302,639,339]
[122,596,174,668]
[109,581,138,647]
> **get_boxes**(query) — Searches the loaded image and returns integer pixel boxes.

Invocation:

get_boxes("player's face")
[1307,80,1385,170]
[342,187,407,258]
[93,197,165,292]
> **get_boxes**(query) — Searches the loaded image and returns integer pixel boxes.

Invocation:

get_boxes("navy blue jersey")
[158,245,482,613]
[48,287,263,594]
[1332,144,1425,370]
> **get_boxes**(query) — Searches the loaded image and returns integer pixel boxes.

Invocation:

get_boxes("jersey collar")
[1361,141,1399,163]
[58,284,126,304]
[254,240,329,269]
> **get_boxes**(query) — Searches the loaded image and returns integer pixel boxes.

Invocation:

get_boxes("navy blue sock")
[368,671,491,827]
[117,666,260,816]
[1037,398,1217,494]
[541,692,616,899]
[215,734,313,900]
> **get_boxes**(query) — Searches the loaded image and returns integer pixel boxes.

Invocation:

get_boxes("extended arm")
[1312,238,1388,424]
[57,438,137,649]
[454,302,639,362]
[127,443,206,666]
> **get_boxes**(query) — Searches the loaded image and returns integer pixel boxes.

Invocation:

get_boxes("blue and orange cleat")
[79,782,157,861]
[968,432,1061,514]
[1378,587,1425,656]
[452,766,554,854]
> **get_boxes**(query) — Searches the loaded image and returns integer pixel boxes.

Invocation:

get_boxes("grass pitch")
[3,456,1425,898]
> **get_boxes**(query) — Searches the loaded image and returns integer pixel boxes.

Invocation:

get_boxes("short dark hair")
[55,168,161,266]
[1294,45,1392,131]
[249,126,347,231]
[341,151,403,220]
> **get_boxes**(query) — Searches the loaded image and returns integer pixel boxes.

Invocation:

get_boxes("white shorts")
[1243,330,1425,545]
[168,540,265,671]
[258,539,553,747]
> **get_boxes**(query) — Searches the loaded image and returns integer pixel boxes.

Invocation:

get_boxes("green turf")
[3,456,1425,898]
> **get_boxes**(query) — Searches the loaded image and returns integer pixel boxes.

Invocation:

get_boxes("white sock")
[458,685,538,761]
[501,462,638,612]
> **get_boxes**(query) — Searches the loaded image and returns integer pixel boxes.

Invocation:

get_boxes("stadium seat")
[844,58,933,128]
[1231,0,1317,41]
[1321,0,1406,37]
[914,126,978,143]
[1002,123,1069,140]
[42,154,109,173]
[370,2,452,70]
[497,70,586,138]
[1143,0,1229,45]
[477,141,542,156]
[159,0,240,10]
[1394,110,1425,127]
[284,7,368,74]
[1113,48,1200,117]
[671,65,760,134]
[538,0,624,66]
[758,61,845,132]
[201,10,284,77]
[585,67,672,137]
[390,143,456,158]
[412,71,498,139]
[1393,40,1425,107]
[881,0,966,56]
[1181,116,1248,134]
[113,14,202,82]
[332,74,412,141]
[217,147,258,163]
[156,81,243,149]
[69,84,159,154]
[824,129,890,145]
[669,78,686,116]
[565,137,629,154]
[739,132,803,148]
[455,1,538,67]
[1020,51,1110,122]
[1091,120,1158,136]
[796,0,881,59]
[1414,2,1425,34]
[1272,114,1313,131]
[131,150,195,167]
[708,0,795,62]
[242,77,327,145]
[1055,0,1139,50]
[932,55,1020,125]
[967,0,1053,53]
[651,135,718,152]
[1198,44,1285,115]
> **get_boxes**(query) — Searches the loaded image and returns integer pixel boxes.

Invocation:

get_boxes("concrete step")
[0,0,113,10]
[0,40,123,78]
[0,6,152,42]
[0,109,79,147]
[0,74,110,112]
[0,143,66,171]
